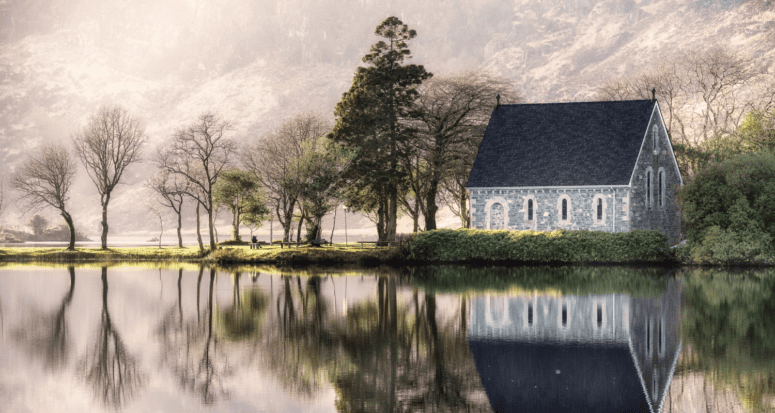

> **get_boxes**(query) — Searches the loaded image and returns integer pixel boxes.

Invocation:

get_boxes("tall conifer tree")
[329,16,431,241]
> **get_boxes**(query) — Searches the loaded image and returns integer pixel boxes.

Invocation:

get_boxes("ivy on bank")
[406,228,673,264]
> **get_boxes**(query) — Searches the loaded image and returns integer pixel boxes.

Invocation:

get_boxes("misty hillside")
[1,0,773,238]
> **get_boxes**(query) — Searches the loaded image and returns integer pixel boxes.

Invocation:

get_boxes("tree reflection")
[335,280,488,412]
[678,268,775,411]
[258,273,488,411]
[13,266,76,370]
[79,267,144,407]
[261,275,337,397]
[157,268,231,404]
[216,272,269,341]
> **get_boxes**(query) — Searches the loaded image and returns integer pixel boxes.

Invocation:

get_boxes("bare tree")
[73,105,147,249]
[595,47,775,177]
[243,112,328,242]
[10,144,78,250]
[413,71,521,230]
[145,170,188,247]
[157,112,236,249]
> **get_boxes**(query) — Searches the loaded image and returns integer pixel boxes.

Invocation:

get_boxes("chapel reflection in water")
[468,278,682,413]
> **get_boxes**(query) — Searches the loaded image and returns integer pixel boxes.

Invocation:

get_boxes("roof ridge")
[496,100,654,107]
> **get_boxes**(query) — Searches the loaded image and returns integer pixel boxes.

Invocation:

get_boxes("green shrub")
[407,228,671,263]
[679,152,775,245]
[688,226,773,265]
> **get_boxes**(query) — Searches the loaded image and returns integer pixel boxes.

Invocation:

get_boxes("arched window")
[527,199,533,221]
[658,171,663,207]
[597,198,603,221]
[646,170,652,208]
[490,203,505,229]
[561,199,568,220]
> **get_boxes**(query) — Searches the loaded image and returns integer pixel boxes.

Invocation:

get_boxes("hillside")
[1,0,773,239]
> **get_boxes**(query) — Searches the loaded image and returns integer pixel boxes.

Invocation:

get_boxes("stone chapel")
[466,99,683,245]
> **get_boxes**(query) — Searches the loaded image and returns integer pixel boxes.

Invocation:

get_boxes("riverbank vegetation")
[407,228,673,264]
[0,228,677,266]
[678,152,775,266]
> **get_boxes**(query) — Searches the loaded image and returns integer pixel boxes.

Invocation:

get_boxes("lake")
[1,264,773,412]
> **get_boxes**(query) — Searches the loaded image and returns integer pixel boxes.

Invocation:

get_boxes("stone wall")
[469,187,632,234]
[629,108,683,245]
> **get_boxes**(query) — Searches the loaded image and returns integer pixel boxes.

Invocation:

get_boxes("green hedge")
[406,228,672,264]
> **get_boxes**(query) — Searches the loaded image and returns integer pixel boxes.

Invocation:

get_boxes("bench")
[356,240,403,249]
[249,243,263,249]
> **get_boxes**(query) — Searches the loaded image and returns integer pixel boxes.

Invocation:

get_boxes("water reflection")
[468,278,681,413]
[79,267,145,407]
[13,266,76,371]
[156,268,231,404]
[2,264,775,412]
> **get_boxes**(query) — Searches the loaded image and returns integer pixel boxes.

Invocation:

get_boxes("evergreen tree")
[329,16,431,242]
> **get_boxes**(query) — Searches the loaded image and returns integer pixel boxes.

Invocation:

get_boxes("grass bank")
[0,243,407,265]
[0,229,685,266]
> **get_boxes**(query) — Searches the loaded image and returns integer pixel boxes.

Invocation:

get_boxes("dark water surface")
[1,264,773,412]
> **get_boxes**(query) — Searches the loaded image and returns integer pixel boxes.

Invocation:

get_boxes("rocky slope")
[1,0,773,237]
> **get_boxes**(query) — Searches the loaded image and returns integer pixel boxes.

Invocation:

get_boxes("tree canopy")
[329,16,431,242]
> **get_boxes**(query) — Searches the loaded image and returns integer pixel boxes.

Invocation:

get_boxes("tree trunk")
[157,212,163,249]
[460,189,470,228]
[283,209,294,243]
[176,206,183,248]
[231,207,241,242]
[386,186,398,242]
[424,178,439,231]
[100,192,110,249]
[295,210,305,243]
[61,210,76,251]
[330,207,337,243]
[196,202,204,251]
[377,194,387,242]
[206,193,216,249]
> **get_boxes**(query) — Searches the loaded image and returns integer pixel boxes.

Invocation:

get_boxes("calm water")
[1,264,773,412]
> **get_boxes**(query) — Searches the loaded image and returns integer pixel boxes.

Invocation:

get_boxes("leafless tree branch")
[73,105,148,249]
[10,144,78,250]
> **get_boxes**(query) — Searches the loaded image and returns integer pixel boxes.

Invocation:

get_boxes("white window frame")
[657,167,666,208]
[484,196,510,229]
[557,194,571,223]
[592,193,606,225]
[523,195,536,224]
[645,167,654,209]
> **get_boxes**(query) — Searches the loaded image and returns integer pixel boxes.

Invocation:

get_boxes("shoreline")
[1,243,772,268]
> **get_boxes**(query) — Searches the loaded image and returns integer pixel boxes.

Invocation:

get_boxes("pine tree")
[329,16,431,241]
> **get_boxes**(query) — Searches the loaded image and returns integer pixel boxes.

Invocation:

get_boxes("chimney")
[651,87,656,102]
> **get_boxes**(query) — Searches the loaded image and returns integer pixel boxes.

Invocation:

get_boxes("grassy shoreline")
[0,243,697,267]
[2,228,774,267]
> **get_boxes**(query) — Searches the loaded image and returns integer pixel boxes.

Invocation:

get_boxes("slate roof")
[466,100,656,187]
[467,340,650,413]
